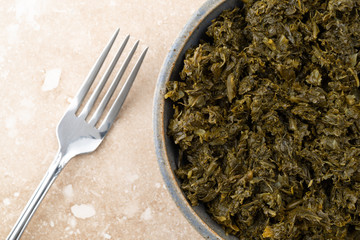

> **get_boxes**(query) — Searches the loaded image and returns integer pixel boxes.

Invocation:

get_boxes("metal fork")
[7,29,148,240]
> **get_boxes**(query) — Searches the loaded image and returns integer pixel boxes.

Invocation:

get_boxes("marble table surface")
[0,0,206,239]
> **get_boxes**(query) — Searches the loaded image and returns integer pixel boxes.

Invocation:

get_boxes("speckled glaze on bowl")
[153,0,243,239]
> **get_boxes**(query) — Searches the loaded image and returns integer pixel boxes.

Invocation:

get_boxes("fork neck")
[55,148,75,171]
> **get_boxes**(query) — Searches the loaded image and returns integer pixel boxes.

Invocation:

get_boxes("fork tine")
[99,47,148,133]
[88,40,140,126]
[70,29,120,112]
[78,35,130,119]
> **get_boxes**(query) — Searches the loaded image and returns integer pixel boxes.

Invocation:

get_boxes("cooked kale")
[165,0,360,239]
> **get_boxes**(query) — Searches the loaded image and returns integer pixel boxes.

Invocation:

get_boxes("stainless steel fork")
[7,29,148,240]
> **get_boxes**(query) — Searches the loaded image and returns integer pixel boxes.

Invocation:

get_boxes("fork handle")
[7,151,69,240]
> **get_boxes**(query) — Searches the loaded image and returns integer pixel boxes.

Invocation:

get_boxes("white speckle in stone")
[66,97,72,104]
[68,216,77,228]
[6,24,19,44]
[140,207,152,221]
[13,192,19,197]
[15,0,44,29]
[103,233,111,239]
[18,97,35,124]
[63,184,74,201]
[20,97,35,108]
[15,138,22,145]
[42,68,61,91]
[3,198,11,205]
[0,70,9,80]
[127,173,139,183]
[42,221,48,226]
[49,220,54,227]
[5,116,16,130]
[155,182,161,188]
[71,204,96,219]
[5,116,18,138]
[122,200,139,218]
[90,190,101,198]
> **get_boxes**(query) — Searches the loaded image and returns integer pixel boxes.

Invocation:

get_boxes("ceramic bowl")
[153,0,243,239]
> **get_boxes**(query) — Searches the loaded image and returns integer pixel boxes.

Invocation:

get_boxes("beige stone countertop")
[0,0,206,239]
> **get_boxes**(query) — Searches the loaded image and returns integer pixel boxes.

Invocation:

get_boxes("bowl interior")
[154,0,243,239]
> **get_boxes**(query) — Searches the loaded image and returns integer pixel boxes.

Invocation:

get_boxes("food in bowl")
[165,0,360,239]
